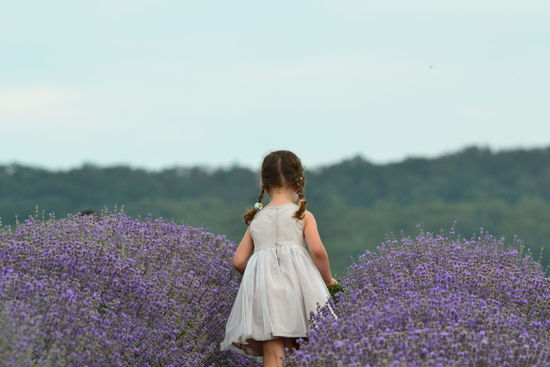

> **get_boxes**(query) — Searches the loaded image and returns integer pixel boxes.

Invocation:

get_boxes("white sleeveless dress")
[219,203,338,362]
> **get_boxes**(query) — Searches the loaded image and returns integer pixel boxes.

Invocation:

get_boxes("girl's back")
[250,203,306,256]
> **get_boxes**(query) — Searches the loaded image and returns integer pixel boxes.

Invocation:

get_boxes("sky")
[1,0,549,172]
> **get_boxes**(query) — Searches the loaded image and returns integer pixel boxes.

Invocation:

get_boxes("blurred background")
[1,1,549,276]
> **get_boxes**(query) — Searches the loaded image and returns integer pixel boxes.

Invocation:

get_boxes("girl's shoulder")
[302,209,318,230]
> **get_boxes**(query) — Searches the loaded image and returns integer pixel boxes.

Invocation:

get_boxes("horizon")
[2,142,548,173]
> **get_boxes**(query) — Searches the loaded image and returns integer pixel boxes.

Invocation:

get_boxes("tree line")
[1,144,549,276]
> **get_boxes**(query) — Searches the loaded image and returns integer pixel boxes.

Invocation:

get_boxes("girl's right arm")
[303,210,337,286]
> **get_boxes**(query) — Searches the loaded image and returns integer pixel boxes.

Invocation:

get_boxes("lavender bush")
[285,223,550,367]
[1,209,548,367]
[0,209,252,367]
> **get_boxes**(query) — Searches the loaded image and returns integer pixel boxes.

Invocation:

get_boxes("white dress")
[219,203,338,363]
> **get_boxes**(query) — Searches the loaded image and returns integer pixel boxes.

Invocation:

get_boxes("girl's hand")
[326,277,344,301]
[326,277,338,287]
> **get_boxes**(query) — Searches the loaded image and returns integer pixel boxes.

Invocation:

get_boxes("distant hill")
[1,144,550,276]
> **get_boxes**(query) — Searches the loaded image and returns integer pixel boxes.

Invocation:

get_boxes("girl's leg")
[261,337,285,367]
[282,337,298,355]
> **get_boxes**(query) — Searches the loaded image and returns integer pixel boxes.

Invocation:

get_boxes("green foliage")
[327,283,345,301]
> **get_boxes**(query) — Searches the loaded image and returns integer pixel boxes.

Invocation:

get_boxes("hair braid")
[257,185,265,207]
[243,185,266,225]
[293,175,306,220]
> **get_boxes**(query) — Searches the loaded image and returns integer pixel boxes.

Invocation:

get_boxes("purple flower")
[0,211,243,366]
[283,225,550,367]
[1,213,548,366]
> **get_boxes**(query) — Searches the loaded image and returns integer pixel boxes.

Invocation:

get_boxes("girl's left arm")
[232,227,254,275]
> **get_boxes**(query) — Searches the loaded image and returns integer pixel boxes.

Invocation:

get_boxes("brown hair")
[244,150,307,225]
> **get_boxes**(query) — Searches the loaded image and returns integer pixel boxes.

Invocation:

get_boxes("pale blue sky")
[1,0,549,172]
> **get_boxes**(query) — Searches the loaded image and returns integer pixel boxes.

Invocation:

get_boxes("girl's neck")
[266,187,298,205]
[267,200,295,206]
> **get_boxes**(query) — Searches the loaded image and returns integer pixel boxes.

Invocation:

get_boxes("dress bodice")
[249,203,306,253]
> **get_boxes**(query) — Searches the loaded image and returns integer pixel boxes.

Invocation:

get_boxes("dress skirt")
[219,243,338,362]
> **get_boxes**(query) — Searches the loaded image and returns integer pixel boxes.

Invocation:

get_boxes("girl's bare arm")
[303,210,335,285]
[232,227,254,275]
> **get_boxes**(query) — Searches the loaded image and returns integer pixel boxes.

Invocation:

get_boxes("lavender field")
[0,210,549,366]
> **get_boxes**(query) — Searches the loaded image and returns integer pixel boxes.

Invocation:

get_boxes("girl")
[219,150,339,367]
